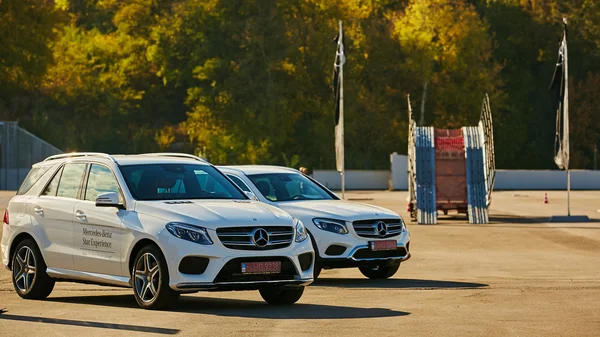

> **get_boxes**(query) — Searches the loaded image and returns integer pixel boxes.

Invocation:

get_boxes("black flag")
[332,21,345,172]
[550,18,569,170]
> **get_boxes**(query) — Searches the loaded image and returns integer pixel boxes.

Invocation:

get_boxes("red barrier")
[434,129,467,211]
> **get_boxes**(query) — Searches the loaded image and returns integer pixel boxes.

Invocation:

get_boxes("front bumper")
[156,228,315,291]
[176,279,313,292]
[318,243,411,269]
[309,222,411,268]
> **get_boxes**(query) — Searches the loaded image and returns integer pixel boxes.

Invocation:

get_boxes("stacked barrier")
[407,95,495,224]
[463,126,488,224]
[415,126,437,224]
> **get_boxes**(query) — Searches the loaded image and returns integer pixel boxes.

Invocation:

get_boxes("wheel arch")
[128,238,163,277]
[8,232,37,270]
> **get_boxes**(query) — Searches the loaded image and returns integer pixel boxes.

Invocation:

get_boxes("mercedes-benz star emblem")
[376,221,388,237]
[252,228,269,247]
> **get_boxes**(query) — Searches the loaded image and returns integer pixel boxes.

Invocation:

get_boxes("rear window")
[17,166,51,195]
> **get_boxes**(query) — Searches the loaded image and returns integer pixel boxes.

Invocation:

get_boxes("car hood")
[276,200,400,222]
[135,199,293,229]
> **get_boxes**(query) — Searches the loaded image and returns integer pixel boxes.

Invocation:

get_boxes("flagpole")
[339,20,345,200]
[567,170,571,216]
[563,17,570,216]
[549,18,587,223]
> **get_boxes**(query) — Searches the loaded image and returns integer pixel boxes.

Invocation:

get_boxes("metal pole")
[567,169,571,216]
[4,124,8,191]
[339,20,345,200]
[16,125,19,188]
[594,145,597,170]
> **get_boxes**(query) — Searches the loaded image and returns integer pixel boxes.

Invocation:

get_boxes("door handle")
[33,206,44,215]
[75,210,87,221]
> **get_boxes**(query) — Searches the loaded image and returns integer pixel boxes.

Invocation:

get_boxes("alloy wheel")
[134,253,161,303]
[13,246,36,292]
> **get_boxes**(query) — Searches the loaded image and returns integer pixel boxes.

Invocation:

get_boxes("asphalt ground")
[1,190,599,336]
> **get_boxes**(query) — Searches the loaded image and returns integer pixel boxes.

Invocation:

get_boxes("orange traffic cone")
[544,193,549,204]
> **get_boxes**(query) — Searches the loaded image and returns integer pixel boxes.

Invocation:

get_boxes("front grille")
[213,256,298,283]
[216,226,294,250]
[352,219,404,238]
[352,247,408,260]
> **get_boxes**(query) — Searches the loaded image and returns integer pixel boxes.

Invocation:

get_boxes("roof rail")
[140,153,207,162]
[43,152,117,163]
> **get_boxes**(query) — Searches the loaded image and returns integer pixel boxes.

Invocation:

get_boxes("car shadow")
[0,310,179,334]
[48,295,409,319]
[313,278,488,289]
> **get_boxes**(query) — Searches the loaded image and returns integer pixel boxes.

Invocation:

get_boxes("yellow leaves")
[393,0,494,76]
[155,126,177,151]
[112,0,153,33]
[279,59,296,74]
[54,0,69,11]
[192,58,221,81]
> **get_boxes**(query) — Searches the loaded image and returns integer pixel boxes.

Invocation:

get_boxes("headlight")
[295,219,309,242]
[313,218,348,234]
[165,222,213,245]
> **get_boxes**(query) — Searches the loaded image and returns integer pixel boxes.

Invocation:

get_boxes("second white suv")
[1,153,314,309]
[219,165,410,280]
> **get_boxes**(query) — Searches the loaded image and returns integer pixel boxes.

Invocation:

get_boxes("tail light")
[3,209,8,225]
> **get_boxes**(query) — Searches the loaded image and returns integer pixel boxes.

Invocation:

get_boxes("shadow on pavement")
[47,295,409,319]
[0,310,179,334]
[313,278,488,289]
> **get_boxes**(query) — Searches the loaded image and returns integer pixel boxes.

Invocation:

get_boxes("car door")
[72,163,126,276]
[32,163,86,270]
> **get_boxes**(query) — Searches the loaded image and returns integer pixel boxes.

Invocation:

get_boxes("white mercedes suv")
[1,153,314,310]
[218,166,410,280]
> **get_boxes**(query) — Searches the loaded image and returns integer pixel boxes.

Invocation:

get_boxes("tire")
[259,286,305,305]
[132,245,180,310]
[359,261,401,280]
[313,266,322,279]
[11,239,55,300]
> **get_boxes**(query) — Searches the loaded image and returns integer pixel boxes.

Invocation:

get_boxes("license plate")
[241,261,281,274]
[370,240,397,251]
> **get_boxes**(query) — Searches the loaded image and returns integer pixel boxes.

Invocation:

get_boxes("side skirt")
[46,267,131,288]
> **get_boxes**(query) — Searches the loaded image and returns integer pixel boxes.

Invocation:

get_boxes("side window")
[252,177,276,201]
[56,163,86,199]
[42,166,64,196]
[85,164,120,202]
[227,175,251,193]
[17,166,51,195]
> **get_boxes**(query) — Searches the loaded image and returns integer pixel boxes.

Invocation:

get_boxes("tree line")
[1,0,599,170]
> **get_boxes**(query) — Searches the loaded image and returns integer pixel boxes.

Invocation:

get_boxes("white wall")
[390,153,408,190]
[313,170,390,190]
[495,170,600,190]
[312,155,600,190]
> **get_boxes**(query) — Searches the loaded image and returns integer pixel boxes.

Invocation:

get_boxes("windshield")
[247,173,335,202]
[120,164,246,201]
